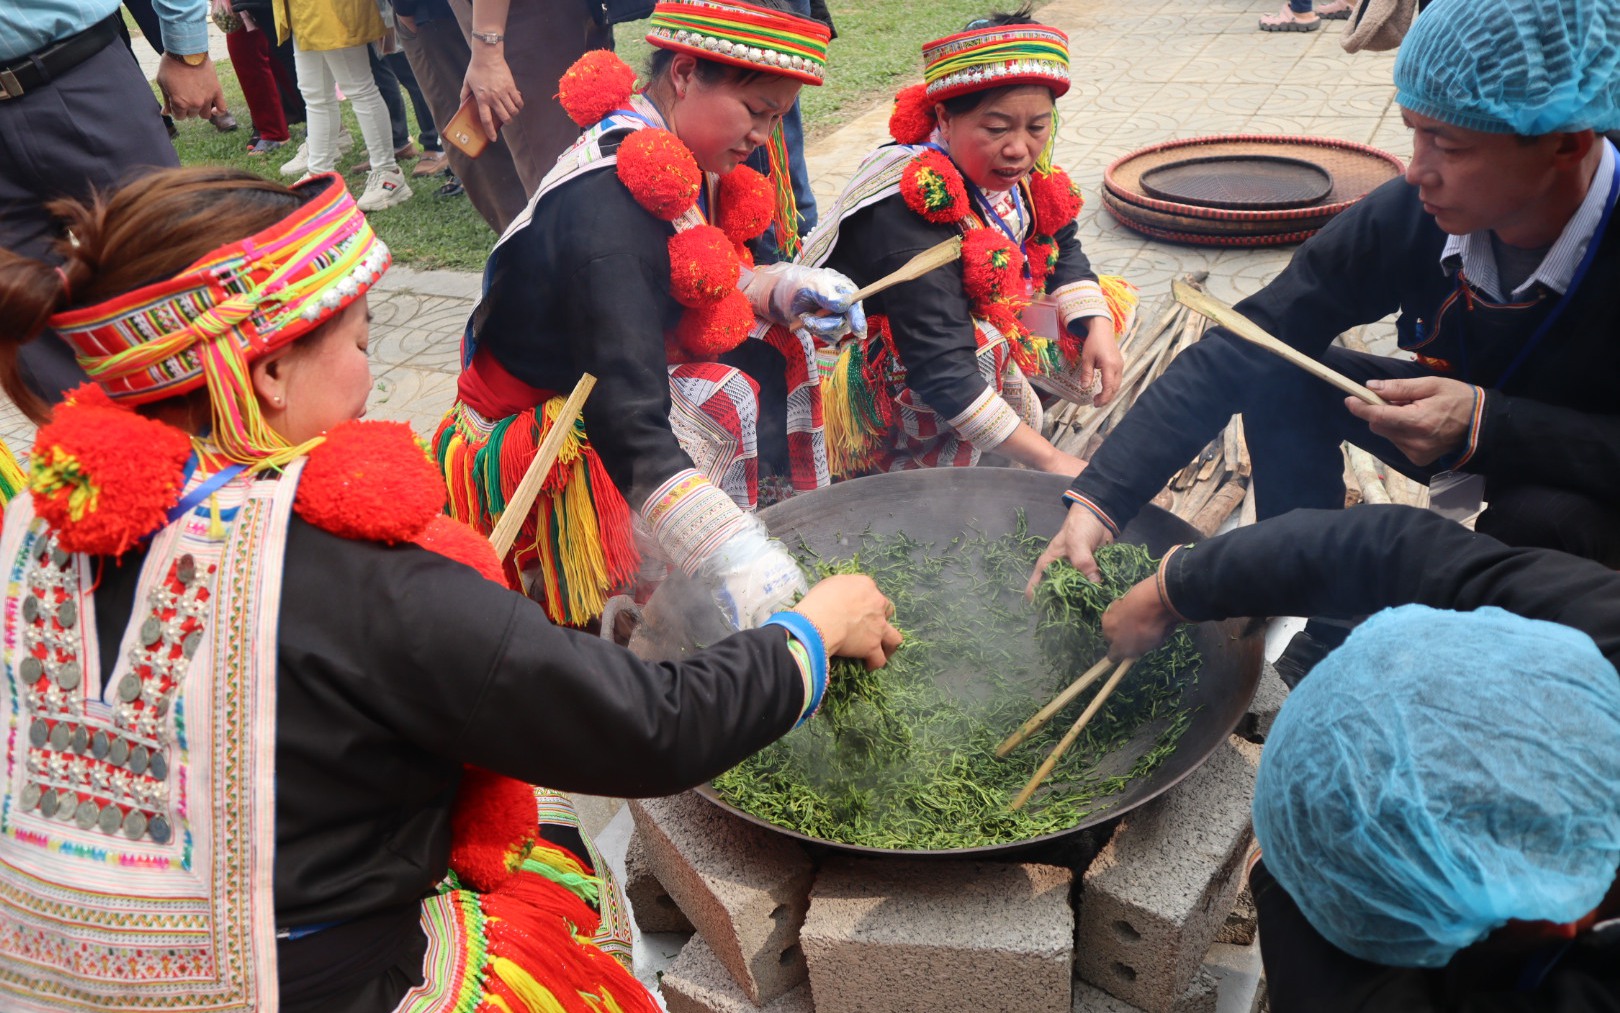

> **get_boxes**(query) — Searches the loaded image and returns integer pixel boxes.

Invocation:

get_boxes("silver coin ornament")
[123,810,148,840]
[97,804,121,835]
[108,737,129,767]
[75,799,99,830]
[118,674,142,703]
[56,661,81,691]
[19,656,43,683]
[148,815,172,844]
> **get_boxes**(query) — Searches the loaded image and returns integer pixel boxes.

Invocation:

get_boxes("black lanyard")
[1458,158,1620,389]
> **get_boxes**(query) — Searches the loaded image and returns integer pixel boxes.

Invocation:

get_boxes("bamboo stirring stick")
[848,236,963,303]
[488,373,597,559]
[994,657,1114,757]
[1010,658,1137,811]
[1171,280,1388,406]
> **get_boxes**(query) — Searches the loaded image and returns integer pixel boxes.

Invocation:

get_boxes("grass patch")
[168,0,1039,268]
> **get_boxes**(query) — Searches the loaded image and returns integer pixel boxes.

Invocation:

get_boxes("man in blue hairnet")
[1031,0,1620,685]
[1103,504,1620,1011]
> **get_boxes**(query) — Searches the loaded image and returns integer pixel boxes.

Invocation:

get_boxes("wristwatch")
[470,30,504,45]
[174,51,209,66]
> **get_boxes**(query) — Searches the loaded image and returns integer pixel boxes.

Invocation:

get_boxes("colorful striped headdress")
[923,22,1071,103]
[49,173,389,467]
[646,0,831,86]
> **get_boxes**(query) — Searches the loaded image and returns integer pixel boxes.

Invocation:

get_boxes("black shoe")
[434,173,465,198]
[1273,618,1359,689]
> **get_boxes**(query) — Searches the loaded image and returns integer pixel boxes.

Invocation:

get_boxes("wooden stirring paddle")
[1171,279,1387,406]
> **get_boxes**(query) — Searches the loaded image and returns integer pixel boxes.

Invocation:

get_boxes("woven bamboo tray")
[1104,134,1405,233]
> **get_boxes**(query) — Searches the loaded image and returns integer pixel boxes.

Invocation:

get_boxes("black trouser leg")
[0,40,178,408]
[1240,346,1437,519]
[368,47,410,151]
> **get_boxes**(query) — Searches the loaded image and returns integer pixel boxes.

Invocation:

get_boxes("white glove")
[693,514,808,630]
[742,262,867,341]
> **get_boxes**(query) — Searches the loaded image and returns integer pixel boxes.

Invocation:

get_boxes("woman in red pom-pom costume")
[0,167,900,1013]
[436,0,867,632]
[800,5,1134,478]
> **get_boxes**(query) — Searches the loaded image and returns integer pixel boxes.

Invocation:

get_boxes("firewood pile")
[1041,273,1426,537]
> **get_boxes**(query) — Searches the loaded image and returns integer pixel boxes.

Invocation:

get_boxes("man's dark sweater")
[1066,175,1620,544]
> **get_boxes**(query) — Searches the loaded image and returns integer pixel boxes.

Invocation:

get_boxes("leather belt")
[0,14,124,101]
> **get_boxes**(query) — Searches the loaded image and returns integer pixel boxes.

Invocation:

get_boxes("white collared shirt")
[1439,139,1618,302]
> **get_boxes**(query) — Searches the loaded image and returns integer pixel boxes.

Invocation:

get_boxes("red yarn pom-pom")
[448,766,539,892]
[674,289,755,358]
[900,149,970,224]
[716,164,774,243]
[556,49,637,128]
[668,225,741,308]
[1025,233,1060,288]
[414,514,507,585]
[1029,167,1083,232]
[960,228,1025,305]
[617,128,701,221]
[889,83,936,145]
[30,385,192,556]
[294,420,444,544]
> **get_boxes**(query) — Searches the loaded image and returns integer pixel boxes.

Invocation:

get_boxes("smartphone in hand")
[443,94,491,158]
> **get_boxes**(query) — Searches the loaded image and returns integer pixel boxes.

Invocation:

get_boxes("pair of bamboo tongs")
[997,655,1138,811]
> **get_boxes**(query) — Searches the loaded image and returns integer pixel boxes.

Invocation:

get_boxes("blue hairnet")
[1394,0,1620,134]
[1253,605,1620,968]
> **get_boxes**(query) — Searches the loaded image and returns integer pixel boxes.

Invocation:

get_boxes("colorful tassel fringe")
[434,400,639,625]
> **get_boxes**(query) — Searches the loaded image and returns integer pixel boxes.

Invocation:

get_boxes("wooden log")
[1346,444,1391,505]
[1193,479,1248,536]
[1240,481,1257,527]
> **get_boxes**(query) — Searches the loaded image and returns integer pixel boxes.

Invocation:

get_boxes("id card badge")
[1428,470,1487,524]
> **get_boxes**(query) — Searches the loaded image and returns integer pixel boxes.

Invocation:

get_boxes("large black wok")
[632,468,1263,858]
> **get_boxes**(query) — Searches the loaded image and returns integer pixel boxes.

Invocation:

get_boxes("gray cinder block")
[630,793,814,1003]
[1073,968,1217,1013]
[661,933,815,1013]
[624,828,694,934]
[1074,738,1259,1013]
[801,858,1073,1013]
[1213,883,1257,946]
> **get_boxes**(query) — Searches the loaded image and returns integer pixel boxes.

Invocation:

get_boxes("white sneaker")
[278,131,354,178]
[356,167,412,211]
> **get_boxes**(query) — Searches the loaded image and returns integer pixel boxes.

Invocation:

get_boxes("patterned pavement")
[5,0,1411,461]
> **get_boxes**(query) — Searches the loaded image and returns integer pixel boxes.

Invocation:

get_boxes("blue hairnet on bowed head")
[1394,0,1620,134]
[1253,605,1620,969]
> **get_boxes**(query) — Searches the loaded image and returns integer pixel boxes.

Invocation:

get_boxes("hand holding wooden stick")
[1171,279,1387,406]
[1009,658,1136,811]
[488,373,597,559]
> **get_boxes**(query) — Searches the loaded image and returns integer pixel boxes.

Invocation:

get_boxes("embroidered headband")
[646,0,831,85]
[48,173,389,465]
[922,23,1071,103]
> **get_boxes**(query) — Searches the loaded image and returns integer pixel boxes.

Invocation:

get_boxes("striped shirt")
[1440,138,1618,302]
[0,0,208,63]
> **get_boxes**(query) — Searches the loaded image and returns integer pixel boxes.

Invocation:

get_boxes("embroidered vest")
[0,466,300,1011]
